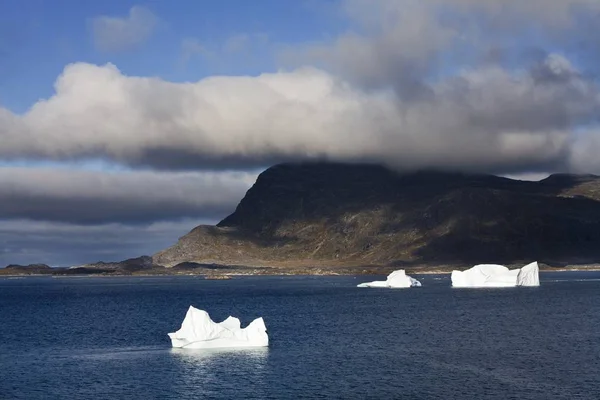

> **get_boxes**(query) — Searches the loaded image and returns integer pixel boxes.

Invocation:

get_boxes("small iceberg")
[451,261,540,288]
[357,269,422,288]
[168,306,269,349]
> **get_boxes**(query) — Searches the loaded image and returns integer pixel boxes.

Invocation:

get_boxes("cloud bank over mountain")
[1,56,596,174]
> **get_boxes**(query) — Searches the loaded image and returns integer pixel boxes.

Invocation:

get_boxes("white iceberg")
[451,261,540,288]
[168,306,269,349]
[357,269,422,288]
[516,261,540,287]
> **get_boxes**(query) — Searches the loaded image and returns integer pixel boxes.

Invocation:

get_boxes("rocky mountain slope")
[1,263,52,274]
[153,162,600,271]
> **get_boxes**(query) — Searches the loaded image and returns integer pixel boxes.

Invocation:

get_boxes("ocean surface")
[1,272,599,399]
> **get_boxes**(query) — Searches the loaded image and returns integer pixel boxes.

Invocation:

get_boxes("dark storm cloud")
[0,168,256,224]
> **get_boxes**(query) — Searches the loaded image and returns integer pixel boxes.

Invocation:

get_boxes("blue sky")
[0,0,343,113]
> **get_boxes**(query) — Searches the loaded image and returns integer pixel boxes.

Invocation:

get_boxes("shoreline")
[2,265,600,278]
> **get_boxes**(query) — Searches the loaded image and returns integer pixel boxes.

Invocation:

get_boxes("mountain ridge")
[152,162,600,270]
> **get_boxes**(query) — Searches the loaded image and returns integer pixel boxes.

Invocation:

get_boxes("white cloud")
[568,129,600,174]
[290,0,600,95]
[0,56,598,174]
[180,33,271,69]
[180,38,211,65]
[91,6,158,52]
[223,33,269,54]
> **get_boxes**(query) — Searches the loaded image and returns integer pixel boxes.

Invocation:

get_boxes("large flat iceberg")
[357,269,422,288]
[451,261,540,288]
[168,306,269,349]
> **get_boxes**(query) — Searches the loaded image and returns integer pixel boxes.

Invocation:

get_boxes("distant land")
[4,162,600,276]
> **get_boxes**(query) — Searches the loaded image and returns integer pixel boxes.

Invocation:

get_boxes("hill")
[153,162,600,272]
[1,264,52,275]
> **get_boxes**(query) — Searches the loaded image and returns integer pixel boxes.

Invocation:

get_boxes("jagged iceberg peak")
[451,261,540,288]
[357,269,422,288]
[168,306,268,349]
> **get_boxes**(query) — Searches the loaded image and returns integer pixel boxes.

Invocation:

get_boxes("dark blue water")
[1,272,599,399]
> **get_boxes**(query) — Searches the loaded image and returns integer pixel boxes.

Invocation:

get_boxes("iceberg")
[357,269,422,288]
[451,261,540,288]
[168,306,269,349]
[516,261,540,287]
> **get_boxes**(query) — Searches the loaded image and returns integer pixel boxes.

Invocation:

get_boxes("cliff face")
[153,162,600,269]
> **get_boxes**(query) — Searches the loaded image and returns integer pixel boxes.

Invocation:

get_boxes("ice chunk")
[516,261,540,287]
[219,316,241,331]
[451,261,540,288]
[168,306,268,349]
[451,264,517,288]
[357,269,422,288]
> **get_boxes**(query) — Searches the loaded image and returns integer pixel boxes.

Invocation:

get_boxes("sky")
[1,0,600,266]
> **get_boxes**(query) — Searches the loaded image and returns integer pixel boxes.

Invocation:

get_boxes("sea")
[1,272,599,399]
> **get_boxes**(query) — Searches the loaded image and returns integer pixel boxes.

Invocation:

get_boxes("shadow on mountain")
[153,162,600,268]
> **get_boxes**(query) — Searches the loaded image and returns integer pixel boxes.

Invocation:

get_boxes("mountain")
[68,256,163,274]
[0,256,166,276]
[153,162,600,271]
[1,263,52,274]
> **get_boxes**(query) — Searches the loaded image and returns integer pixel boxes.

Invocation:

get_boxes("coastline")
[2,264,600,278]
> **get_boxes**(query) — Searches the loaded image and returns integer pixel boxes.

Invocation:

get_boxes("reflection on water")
[170,346,269,362]
[170,347,269,398]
